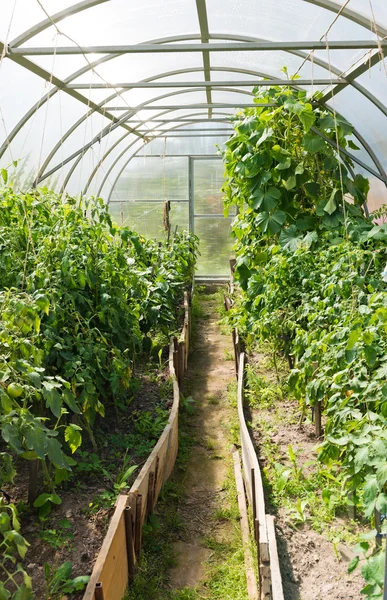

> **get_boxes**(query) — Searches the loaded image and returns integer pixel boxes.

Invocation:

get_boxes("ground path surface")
[168,289,239,592]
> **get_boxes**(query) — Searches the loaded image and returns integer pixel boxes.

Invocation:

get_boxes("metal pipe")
[68,78,347,89]
[9,40,387,55]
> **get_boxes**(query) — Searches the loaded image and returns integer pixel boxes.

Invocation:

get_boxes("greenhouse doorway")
[189,157,235,279]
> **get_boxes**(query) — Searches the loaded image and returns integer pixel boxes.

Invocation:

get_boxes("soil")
[247,351,365,600]
[166,289,236,591]
[3,361,173,599]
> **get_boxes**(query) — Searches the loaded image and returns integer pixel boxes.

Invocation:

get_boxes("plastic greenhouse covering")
[0,0,387,275]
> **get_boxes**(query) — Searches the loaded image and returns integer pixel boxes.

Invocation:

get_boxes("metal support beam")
[68,78,347,88]
[0,42,144,144]
[8,41,387,55]
[195,0,212,117]
[106,103,274,110]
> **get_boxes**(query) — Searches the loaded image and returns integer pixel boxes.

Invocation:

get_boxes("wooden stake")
[95,582,104,600]
[124,506,136,580]
[27,460,39,505]
[154,457,160,501]
[232,449,259,600]
[147,472,155,516]
[134,494,143,558]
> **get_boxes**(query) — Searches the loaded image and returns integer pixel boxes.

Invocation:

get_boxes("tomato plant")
[0,183,198,596]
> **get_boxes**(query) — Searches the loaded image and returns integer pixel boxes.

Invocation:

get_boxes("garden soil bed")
[3,358,173,599]
[246,350,365,600]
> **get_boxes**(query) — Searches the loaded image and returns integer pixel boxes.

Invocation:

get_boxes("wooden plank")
[266,515,285,600]
[232,448,259,600]
[83,495,128,600]
[237,353,269,562]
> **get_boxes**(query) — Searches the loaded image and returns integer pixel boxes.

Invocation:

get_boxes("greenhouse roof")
[0,0,386,202]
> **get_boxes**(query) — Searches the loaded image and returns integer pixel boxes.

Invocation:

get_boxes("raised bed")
[82,291,191,600]
[225,294,284,600]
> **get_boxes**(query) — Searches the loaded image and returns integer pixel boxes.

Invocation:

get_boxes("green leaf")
[347,556,359,574]
[302,132,325,153]
[304,182,320,197]
[65,424,82,454]
[363,476,379,518]
[283,175,297,190]
[298,107,315,132]
[324,189,339,215]
[255,210,287,235]
[43,388,62,419]
[0,583,11,600]
[354,446,369,473]
[1,169,8,185]
[279,225,302,251]
[364,345,377,367]
[11,583,33,600]
[62,389,81,414]
[250,187,281,212]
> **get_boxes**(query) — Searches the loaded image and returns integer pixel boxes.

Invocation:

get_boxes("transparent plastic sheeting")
[0,0,387,274]
[0,0,387,203]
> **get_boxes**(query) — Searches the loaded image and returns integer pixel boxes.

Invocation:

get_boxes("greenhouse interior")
[1,1,387,599]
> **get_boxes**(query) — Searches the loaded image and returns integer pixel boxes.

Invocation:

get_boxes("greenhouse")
[0,1,387,599]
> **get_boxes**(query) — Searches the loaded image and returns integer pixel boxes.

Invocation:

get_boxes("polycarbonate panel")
[107,201,188,238]
[354,167,387,214]
[25,0,199,47]
[42,110,124,175]
[0,0,75,41]
[72,52,203,87]
[28,55,91,80]
[4,91,87,185]
[327,87,387,171]
[193,158,234,215]
[210,49,334,80]
[327,0,387,28]
[0,59,51,138]
[356,60,387,107]
[115,157,188,202]
[206,0,374,41]
[136,135,228,156]
[195,217,234,276]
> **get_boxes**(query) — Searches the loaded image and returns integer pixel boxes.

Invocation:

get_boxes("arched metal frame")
[32,40,387,190]
[0,0,386,199]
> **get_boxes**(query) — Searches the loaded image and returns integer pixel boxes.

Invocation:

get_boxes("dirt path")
[168,289,238,591]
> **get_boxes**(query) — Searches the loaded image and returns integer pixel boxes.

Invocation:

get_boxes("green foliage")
[221,83,369,272]
[0,499,32,599]
[43,561,89,600]
[222,77,387,597]
[0,183,198,596]
[33,493,62,520]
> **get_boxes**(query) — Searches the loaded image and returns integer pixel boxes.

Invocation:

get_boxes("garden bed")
[245,348,365,600]
[5,359,173,599]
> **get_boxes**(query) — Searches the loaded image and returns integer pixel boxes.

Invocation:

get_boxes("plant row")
[222,79,387,598]
[0,182,198,599]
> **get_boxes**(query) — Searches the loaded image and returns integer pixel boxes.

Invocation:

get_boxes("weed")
[207,395,219,405]
[43,561,89,600]
[39,518,74,551]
